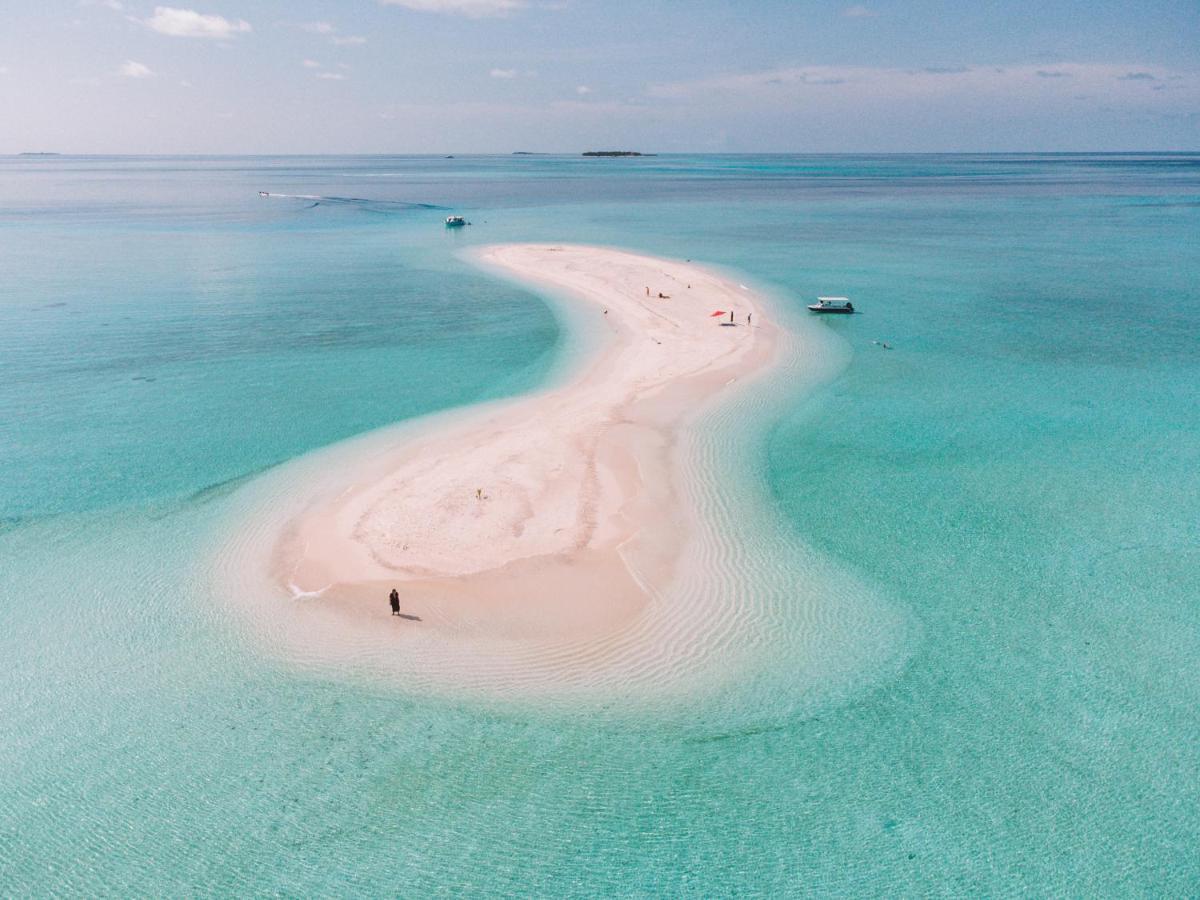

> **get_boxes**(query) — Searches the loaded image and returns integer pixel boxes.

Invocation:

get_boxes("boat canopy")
[817,296,850,303]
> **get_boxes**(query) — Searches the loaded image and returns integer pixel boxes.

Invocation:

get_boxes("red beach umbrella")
[709,310,727,317]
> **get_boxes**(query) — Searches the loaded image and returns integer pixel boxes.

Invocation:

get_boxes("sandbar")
[272,244,777,649]
[218,242,910,714]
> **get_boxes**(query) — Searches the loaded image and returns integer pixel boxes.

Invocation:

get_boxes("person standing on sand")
[389,588,400,616]
[729,310,735,323]
[748,312,752,326]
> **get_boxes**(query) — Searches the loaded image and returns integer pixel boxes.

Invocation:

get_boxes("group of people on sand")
[643,285,755,327]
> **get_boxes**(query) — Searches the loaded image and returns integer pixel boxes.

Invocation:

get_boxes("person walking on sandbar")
[389,588,400,616]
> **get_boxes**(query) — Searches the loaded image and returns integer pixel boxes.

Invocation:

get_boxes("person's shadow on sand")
[397,613,422,621]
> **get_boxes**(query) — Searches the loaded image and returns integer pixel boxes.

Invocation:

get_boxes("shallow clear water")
[2,154,1198,895]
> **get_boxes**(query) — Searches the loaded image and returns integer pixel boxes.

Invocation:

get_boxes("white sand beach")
[275,244,777,640]
[217,243,902,710]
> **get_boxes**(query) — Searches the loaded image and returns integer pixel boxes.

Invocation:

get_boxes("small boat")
[445,215,466,227]
[258,191,269,198]
[808,296,855,314]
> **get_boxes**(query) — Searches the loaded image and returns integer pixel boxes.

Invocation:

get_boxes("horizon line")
[6,149,1199,158]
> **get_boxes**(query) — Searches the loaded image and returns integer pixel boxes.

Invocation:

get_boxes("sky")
[1,0,1197,153]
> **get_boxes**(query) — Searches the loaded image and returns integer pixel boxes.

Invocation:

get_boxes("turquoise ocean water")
[2,154,1198,895]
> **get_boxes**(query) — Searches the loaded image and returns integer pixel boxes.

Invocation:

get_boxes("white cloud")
[842,5,877,17]
[575,84,592,95]
[0,66,9,76]
[490,68,517,79]
[119,60,154,78]
[645,62,1199,111]
[299,20,364,44]
[303,59,322,68]
[379,0,527,18]
[142,7,251,39]
[337,62,351,70]
[645,66,873,99]
[317,72,346,80]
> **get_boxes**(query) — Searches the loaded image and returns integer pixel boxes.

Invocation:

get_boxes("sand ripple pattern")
[211,246,914,730]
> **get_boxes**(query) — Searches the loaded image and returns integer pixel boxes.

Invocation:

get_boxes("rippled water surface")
[2,154,1199,895]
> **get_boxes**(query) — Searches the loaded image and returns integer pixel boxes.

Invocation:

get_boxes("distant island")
[582,151,655,157]
[19,152,61,157]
